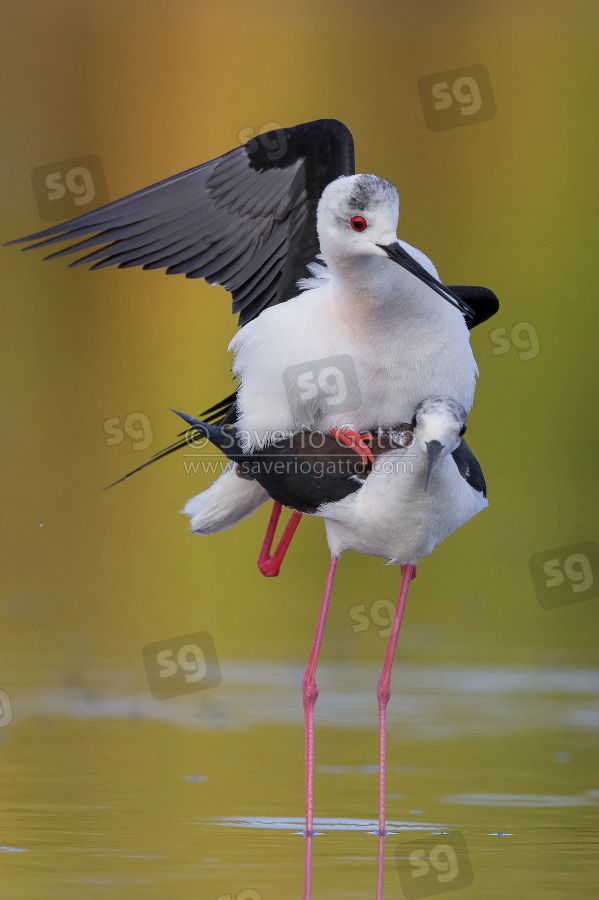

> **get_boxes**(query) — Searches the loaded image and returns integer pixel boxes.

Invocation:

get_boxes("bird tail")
[169,410,245,462]
[104,393,237,489]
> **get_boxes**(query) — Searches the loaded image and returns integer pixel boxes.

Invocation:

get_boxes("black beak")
[377,242,475,320]
[424,440,443,491]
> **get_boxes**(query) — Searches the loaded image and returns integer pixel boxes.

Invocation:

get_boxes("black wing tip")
[170,407,202,427]
[5,221,85,250]
[103,455,161,490]
[170,407,191,421]
[170,407,234,436]
[448,285,499,329]
[103,471,135,490]
[4,235,55,250]
[169,408,214,441]
[452,438,487,497]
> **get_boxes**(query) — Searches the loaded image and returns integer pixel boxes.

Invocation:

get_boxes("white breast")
[230,270,477,451]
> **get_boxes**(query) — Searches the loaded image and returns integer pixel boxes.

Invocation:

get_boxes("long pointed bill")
[377,242,475,320]
[424,440,443,491]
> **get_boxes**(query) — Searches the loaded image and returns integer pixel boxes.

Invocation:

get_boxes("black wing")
[172,412,363,514]
[8,119,355,326]
[447,285,499,329]
[451,438,487,497]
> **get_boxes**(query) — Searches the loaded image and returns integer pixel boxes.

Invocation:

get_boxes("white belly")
[319,451,488,565]
[231,282,477,450]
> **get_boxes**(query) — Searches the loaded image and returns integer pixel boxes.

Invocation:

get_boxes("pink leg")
[302,832,313,900]
[257,501,303,577]
[377,563,415,836]
[376,831,385,900]
[303,554,339,835]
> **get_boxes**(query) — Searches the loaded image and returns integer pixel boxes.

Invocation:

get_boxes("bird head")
[411,397,468,490]
[316,175,475,318]
[316,174,400,269]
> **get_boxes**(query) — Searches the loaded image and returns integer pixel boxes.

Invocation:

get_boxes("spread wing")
[8,119,355,326]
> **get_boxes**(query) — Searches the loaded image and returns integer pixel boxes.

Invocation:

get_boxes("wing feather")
[10,119,355,325]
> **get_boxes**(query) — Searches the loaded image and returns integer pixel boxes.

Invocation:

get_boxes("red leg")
[330,427,375,466]
[377,563,415,836]
[303,554,339,835]
[257,501,303,577]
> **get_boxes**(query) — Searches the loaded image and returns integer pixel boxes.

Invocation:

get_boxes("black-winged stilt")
[217,170,490,573]
[185,169,497,564]
[171,399,488,837]
[7,120,498,571]
[230,172,479,448]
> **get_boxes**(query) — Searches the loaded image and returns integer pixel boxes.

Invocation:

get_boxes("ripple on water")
[441,793,599,807]
[213,816,448,833]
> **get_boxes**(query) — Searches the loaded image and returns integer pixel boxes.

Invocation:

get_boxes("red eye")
[350,216,367,232]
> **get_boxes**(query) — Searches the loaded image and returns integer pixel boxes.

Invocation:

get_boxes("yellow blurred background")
[1,3,598,895]
[2,0,597,670]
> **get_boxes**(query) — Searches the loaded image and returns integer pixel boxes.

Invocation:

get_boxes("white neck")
[325,253,459,335]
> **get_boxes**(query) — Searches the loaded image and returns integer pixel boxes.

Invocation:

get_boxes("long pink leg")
[303,554,339,835]
[376,831,385,900]
[257,501,303,577]
[302,832,313,900]
[377,563,415,836]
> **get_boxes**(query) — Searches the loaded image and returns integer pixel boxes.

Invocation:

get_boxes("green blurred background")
[1,1,598,897]
[2,0,597,666]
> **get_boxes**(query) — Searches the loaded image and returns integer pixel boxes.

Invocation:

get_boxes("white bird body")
[320,442,487,565]
[183,465,269,535]
[294,395,487,565]
[188,175,479,533]
[179,396,488,563]
[11,121,495,552]
[231,250,476,448]
[230,175,477,453]
[10,117,493,842]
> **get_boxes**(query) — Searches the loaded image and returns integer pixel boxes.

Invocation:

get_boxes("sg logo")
[103,412,154,451]
[215,892,262,900]
[529,542,599,609]
[395,832,474,898]
[283,354,362,417]
[418,64,496,131]
[349,598,396,638]
[490,322,540,360]
[237,120,287,161]
[142,631,222,699]
[0,690,13,728]
[30,154,109,223]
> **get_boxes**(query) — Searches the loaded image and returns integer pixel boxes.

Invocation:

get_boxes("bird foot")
[258,556,283,577]
[330,428,375,466]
